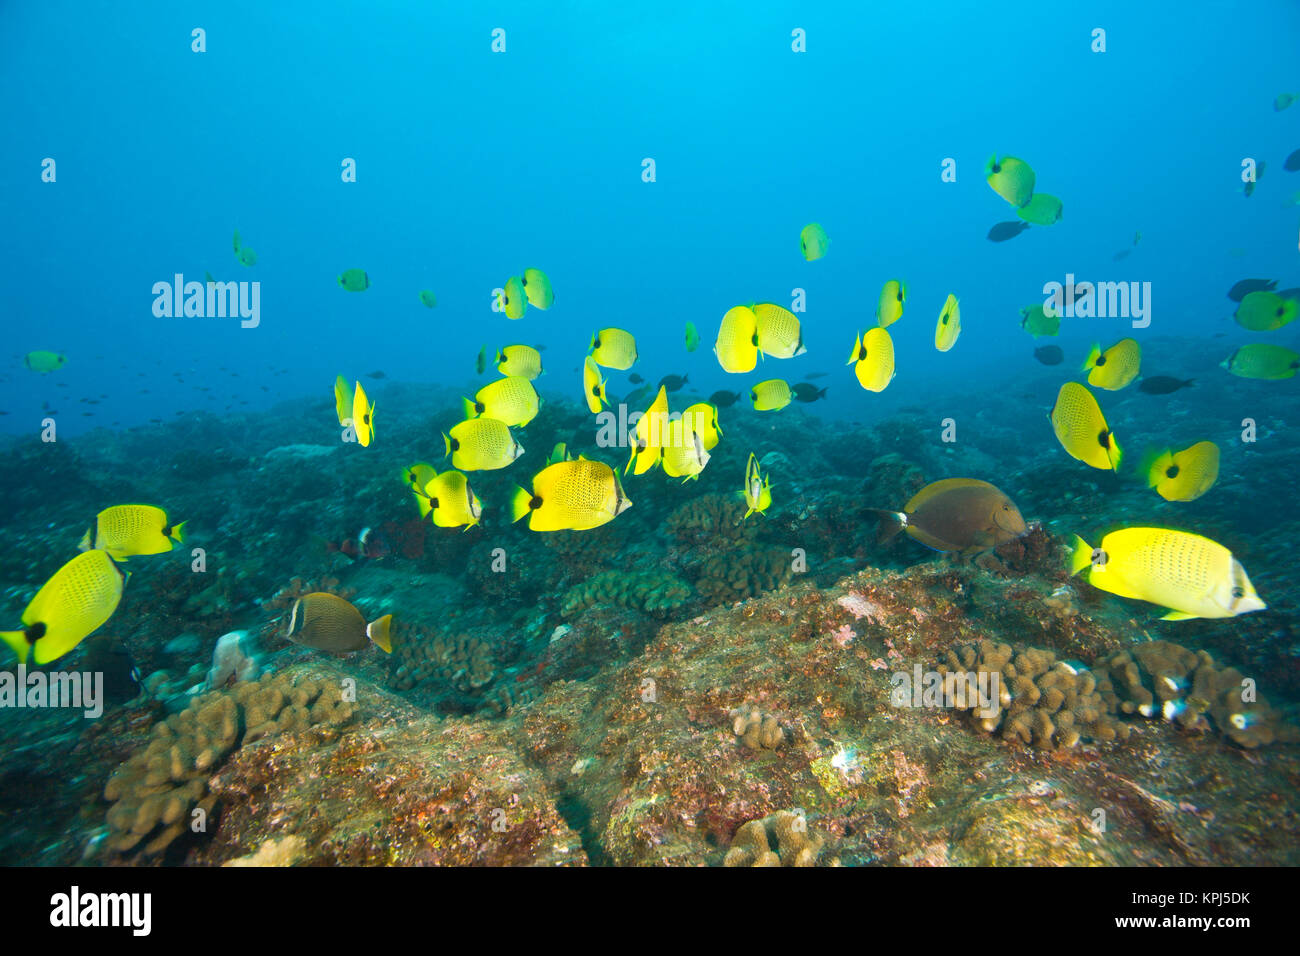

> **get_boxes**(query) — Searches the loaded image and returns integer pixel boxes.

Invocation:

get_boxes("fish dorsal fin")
[903,478,994,513]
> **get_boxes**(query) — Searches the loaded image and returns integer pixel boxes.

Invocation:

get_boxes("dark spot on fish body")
[1095,356,1106,366]
[990,162,1001,173]
[1166,465,1179,478]
[1098,429,1111,449]
[941,313,949,325]
[26,622,46,643]
[1232,586,1244,599]
[530,496,543,510]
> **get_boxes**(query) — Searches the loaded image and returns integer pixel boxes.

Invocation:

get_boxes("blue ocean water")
[2,0,1300,874]
[4,1,1298,434]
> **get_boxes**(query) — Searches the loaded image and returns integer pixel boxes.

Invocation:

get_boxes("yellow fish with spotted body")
[352,381,375,446]
[79,504,187,560]
[1050,382,1121,471]
[1,550,127,665]
[934,294,961,351]
[715,306,759,373]
[1083,338,1141,390]
[590,328,638,370]
[1142,441,1219,502]
[511,458,632,532]
[1070,528,1264,621]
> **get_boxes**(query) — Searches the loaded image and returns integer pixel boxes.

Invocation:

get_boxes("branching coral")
[723,810,826,867]
[1095,641,1299,748]
[937,640,1129,748]
[560,570,692,618]
[103,672,355,858]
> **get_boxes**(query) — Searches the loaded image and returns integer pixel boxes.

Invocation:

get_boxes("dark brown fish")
[1285,149,1300,172]
[285,592,392,655]
[873,478,1027,554]
[1228,278,1277,302]
[987,221,1030,242]
[1137,376,1195,394]
[1033,345,1064,365]
[709,389,741,407]
[791,383,827,402]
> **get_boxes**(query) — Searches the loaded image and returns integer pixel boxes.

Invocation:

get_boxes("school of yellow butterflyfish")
[11,146,1295,669]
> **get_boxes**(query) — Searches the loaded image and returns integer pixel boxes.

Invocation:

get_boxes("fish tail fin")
[442,432,452,459]
[510,486,534,524]
[367,615,393,653]
[461,397,478,419]
[818,387,827,399]
[1138,447,1169,488]
[1,630,30,665]
[1109,433,1124,471]
[168,520,188,544]
[1082,343,1101,371]
[1068,535,1093,577]
[1183,378,1195,388]
[867,509,907,546]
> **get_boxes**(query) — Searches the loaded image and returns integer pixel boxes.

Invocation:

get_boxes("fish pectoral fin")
[1159,609,1199,621]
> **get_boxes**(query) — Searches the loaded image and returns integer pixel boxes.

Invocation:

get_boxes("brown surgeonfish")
[285,592,392,654]
[871,478,1028,554]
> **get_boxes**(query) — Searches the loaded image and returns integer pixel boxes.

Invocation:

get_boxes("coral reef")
[695,547,793,606]
[102,671,355,858]
[730,704,784,750]
[723,810,827,867]
[389,623,496,696]
[666,494,757,548]
[560,569,692,617]
[1095,641,1299,748]
[937,640,1130,748]
[262,575,356,613]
